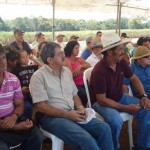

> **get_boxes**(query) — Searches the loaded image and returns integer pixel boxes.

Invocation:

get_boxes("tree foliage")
[0,16,149,32]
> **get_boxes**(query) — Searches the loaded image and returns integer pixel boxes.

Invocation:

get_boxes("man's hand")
[0,114,18,129]
[77,106,87,119]
[125,104,141,113]
[67,110,87,122]
[140,97,150,109]
[12,119,33,131]
[22,86,29,94]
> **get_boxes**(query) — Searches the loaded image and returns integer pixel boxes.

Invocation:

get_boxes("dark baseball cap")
[14,29,25,35]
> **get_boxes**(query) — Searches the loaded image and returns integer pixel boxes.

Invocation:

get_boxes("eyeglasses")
[55,51,65,57]
[142,56,150,59]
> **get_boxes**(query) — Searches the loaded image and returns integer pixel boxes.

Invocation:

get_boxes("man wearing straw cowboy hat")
[124,46,150,99]
[90,33,150,150]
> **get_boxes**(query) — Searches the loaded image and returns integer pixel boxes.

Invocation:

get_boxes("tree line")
[0,16,150,32]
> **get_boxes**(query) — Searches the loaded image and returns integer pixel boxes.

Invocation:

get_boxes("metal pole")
[116,0,120,34]
[118,2,122,36]
[52,0,56,41]
[118,2,125,36]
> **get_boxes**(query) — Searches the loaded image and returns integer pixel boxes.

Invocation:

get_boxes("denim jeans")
[92,93,150,150]
[39,114,114,150]
[0,126,43,150]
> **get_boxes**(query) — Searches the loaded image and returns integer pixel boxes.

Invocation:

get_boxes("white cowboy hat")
[101,33,131,54]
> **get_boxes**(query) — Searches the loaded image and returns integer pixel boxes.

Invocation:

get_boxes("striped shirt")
[0,71,23,118]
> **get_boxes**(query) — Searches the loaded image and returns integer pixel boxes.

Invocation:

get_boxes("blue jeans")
[92,93,150,149]
[39,114,114,150]
[0,126,43,150]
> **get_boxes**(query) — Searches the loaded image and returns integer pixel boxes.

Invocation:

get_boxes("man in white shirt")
[86,37,103,67]
[30,42,114,150]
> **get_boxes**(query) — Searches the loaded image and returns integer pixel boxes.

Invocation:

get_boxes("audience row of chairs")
[10,67,134,150]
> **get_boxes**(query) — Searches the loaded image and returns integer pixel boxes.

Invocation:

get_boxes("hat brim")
[14,31,25,34]
[132,52,150,60]
[93,42,103,47]
[101,38,131,54]
[57,35,65,37]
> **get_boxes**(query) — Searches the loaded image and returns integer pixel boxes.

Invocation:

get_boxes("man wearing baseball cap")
[31,32,45,56]
[69,35,79,41]
[81,36,93,60]
[90,33,150,150]
[86,37,103,67]
[54,34,65,50]
[11,29,32,54]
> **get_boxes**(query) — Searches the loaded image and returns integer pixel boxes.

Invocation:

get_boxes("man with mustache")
[90,33,150,150]
[30,42,114,150]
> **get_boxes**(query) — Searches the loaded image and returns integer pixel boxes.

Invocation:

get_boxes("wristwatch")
[140,93,148,99]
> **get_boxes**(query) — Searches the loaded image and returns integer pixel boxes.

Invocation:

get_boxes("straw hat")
[132,46,150,60]
[101,33,131,53]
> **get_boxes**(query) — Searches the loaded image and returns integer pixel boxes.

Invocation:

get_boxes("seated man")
[124,46,150,99]
[11,29,32,54]
[0,44,43,150]
[30,42,114,150]
[90,33,150,150]
[81,36,93,60]
[54,34,66,50]
[31,32,45,56]
[86,37,103,67]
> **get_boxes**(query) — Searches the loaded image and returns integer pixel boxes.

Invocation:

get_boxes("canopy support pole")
[50,0,56,41]
[116,0,120,34]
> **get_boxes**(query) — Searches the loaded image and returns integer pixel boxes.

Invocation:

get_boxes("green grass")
[0,29,150,45]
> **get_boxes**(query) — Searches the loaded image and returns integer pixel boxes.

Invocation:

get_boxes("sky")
[0,4,122,21]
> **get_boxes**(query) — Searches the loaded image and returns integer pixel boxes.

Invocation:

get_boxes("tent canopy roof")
[0,0,150,17]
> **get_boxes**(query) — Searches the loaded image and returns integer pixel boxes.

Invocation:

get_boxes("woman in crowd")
[64,41,91,106]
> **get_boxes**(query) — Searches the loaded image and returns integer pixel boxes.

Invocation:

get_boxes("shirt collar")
[134,60,150,69]
[101,57,122,70]
[44,64,65,75]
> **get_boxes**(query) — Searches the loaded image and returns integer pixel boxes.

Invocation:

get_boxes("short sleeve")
[13,77,24,99]
[91,69,107,94]
[30,73,49,103]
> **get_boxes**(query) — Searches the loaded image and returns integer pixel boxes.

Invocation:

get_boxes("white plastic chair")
[83,67,133,150]
[40,126,64,150]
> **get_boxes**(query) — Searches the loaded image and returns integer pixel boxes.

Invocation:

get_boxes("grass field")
[0,29,150,45]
